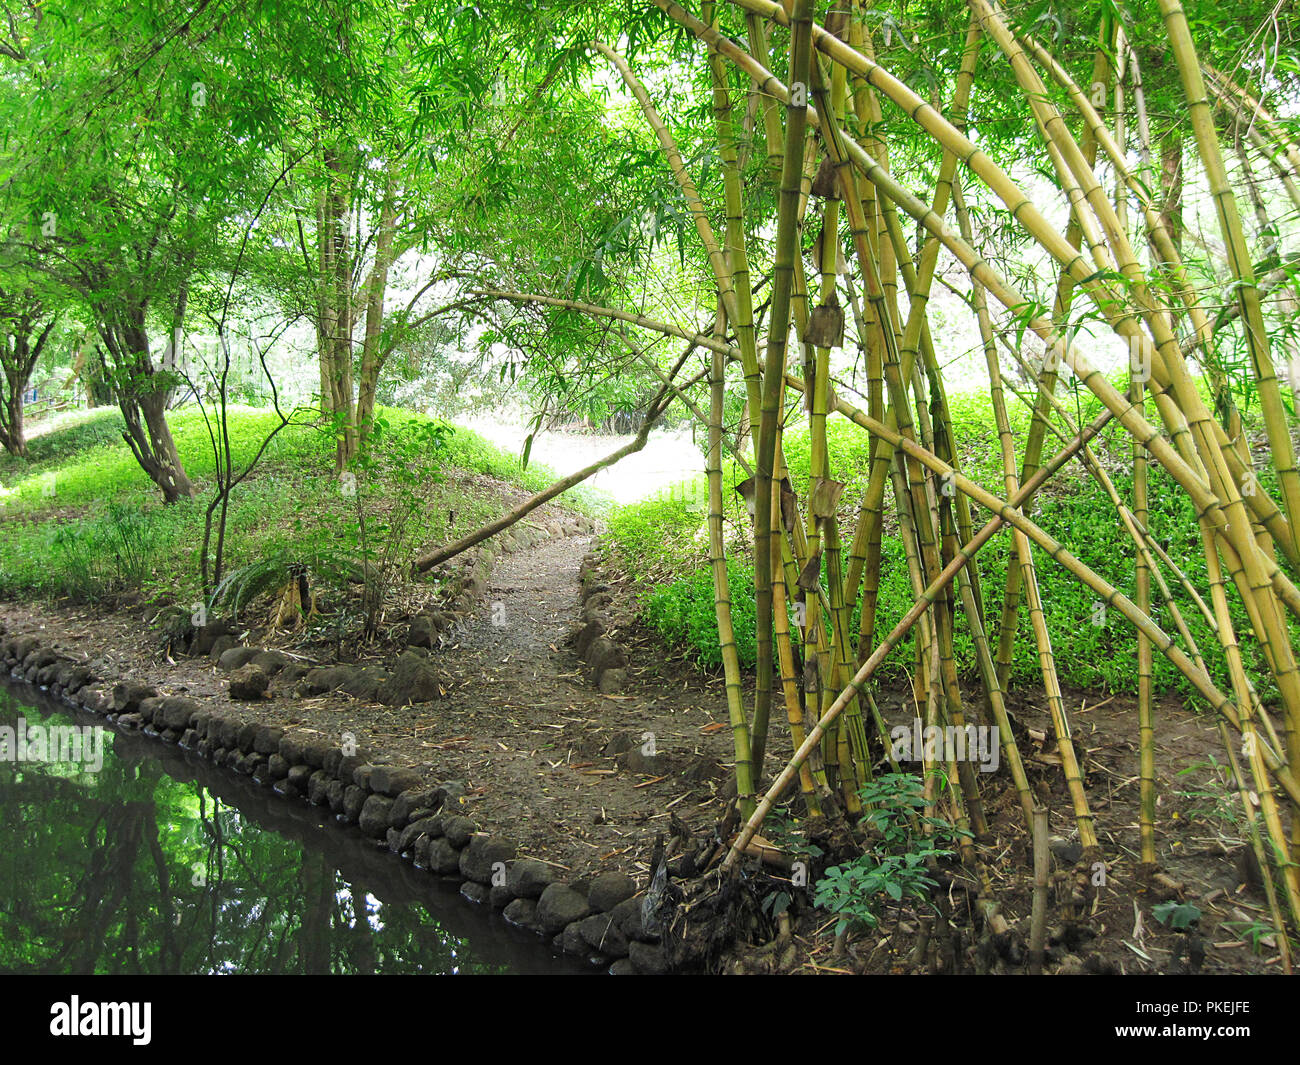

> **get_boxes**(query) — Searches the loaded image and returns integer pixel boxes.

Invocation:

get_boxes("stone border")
[0,620,675,975]
[570,550,633,694]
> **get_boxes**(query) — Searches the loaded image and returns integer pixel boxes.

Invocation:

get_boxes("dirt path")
[377,527,737,879]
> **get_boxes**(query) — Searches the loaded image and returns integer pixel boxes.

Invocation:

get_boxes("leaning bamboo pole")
[1160,2,1300,572]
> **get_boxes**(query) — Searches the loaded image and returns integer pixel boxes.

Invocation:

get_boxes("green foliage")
[0,404,598,615]
[813,773,969,937]
[1222,918,1279,955]
[1152,900,1202,930]
[605,486,709,583]
[603,383,1295,700]
[644,559,757,669]
[1174,758,1241,827]
[347,414,454,637]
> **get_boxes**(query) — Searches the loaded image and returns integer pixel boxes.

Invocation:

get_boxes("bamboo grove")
[485,0,1300,956]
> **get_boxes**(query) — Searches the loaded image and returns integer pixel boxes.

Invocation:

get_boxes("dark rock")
[573,620,604,658]
[252,726,284,756]
[407,615,435,649]
[111,680,157,713]
[267,754,290,780]
[79,688,110,713]
[358,795,394,838]
[326,779,346,813]
[341,785,367,823]
[560,922,588,957]
[536,884,592,935]
[628,940,670,974]
[307,770,331,804]
[503,898,539,931]
[217,719,241,749]
[427,838,462,875]
[602,733,637,757]
[625,746,666,775]
[459,835,517,885]
[598,668,628,693]
[339,666,389,701]
[442,815,476,849]
[506,859,554,899]
[588,871,638,913]
[207,635,238,661]
[397,816,442,853]
[579,913,629,958]
[229,664,269,701]
[299,665,356,696]
[55,663,90,692]
[301,740,331,769]
[609,959,638,975]
[275,664,308,692]
[611,895,652,942]
[432,780,467,807]
[586,636,626,677]
[460,881,489,905]
[25,648,58,671]
[278,734,306,764]
[217,646,261,672]
[335,754,364,784]
[370,765,422,798]
[489,884,514,908]
[271,779,301,801]
[138,696,165,724]
[250,650,292,675]
[378,650,441,706]
[391,787,441,827]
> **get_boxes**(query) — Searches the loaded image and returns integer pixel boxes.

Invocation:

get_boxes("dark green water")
[0,682,588,975]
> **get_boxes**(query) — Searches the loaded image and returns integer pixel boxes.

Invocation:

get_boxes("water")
[0,682,590,975]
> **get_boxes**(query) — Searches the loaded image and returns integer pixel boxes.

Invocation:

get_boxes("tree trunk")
[104,307,195,503]
[356,172,400,445]
[0,314,55,458]
[318,146,357,472]
[0,373,26,457]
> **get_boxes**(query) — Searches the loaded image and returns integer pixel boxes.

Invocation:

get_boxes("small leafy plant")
[813,773,970,937]
[1152,900,1202,930]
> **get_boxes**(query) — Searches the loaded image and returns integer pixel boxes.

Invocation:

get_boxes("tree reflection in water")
[0,686,585,975]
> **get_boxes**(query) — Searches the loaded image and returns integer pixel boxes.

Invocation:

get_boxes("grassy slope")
[604,384,1294,700]
[0,405,604,610]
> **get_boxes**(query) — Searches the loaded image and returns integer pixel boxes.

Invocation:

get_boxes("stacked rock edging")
[569,550,633,694]
[0,618,677,975]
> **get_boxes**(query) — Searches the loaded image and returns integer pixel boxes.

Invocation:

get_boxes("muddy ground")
[1,490,1290,975]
